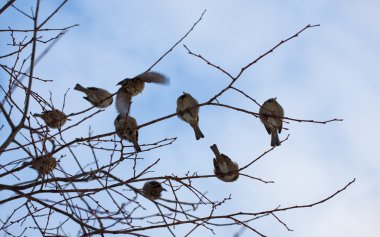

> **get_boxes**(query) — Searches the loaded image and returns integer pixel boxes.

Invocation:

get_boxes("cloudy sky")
[1,0,379,236]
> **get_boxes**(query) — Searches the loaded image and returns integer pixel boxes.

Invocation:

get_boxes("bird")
[28,153,57,177]
[74,84,113,108]
[176,92,204,140]
[259,98,284,147]
[114,115,141,152]
[210,144,239,182]
[142,181,166,200]
[115,87,132,118]
[117,71,169,96]
[34,109,67,129]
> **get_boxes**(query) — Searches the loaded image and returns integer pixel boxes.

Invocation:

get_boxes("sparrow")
[210,144,239,182]
[34,109,67,129]
[142,181,166,200]
[114,115,141,152]
[74,84,113,108]
[259,98,284,147]
[176,92,204,140]
[28,153,57,177]
[117,71,169,96]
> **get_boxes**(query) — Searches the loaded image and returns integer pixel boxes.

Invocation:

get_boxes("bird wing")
[263,115,272,134]
[182,112,195,123]
[137,71,169,84]
[213,158,218,170]
[277,106,284,133]
[116,89,132,118]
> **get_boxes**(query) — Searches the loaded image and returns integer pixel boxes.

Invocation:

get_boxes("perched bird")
[28,154,57,177]
[259,98,284,147]
[34,109,67,129]
[176,92,204,140]
[210,144,239,182]
[115,87,132,118]
[114,115,141,152]
[74,84,113,108]
[117,71,169,96]
[142,181,166,200]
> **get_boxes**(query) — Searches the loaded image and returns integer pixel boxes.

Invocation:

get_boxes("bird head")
[117,78,130,86]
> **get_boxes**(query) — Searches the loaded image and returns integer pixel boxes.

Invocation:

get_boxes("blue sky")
[1,1,379,236]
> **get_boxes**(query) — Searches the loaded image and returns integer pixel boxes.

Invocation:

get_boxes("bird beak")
[162,188,167,192]
[117,80,123,86]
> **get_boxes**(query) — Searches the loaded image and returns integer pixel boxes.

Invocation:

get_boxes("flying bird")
[117,71,169,96]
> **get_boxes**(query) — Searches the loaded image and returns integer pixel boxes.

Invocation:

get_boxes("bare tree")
[0,1,354,236]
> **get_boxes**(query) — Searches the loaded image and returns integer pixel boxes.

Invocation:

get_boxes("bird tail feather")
[193,125,204,140]
[133,142,142,152]
[271,132,281,147]
[74,84,87,92]
[210,144,220,157]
